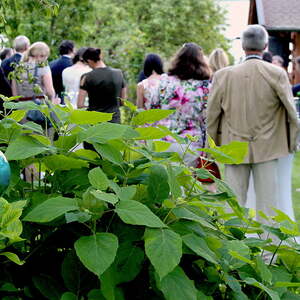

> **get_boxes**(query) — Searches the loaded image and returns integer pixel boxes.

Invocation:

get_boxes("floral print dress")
[141,77,161,110]
[144,74,211,148]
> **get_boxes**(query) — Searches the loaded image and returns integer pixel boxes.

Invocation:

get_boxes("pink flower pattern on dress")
[143,74,211,148]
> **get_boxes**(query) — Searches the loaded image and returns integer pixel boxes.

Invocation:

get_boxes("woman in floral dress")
[146,43,211,165]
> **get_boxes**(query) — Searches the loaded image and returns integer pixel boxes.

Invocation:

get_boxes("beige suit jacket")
[207,59,299,163]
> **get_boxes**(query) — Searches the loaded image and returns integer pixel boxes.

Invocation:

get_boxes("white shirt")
[62,63,91,107]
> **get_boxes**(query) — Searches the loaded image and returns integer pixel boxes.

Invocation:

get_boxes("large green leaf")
[7,110,26,122]
[255,256,272,285]
[172,207,216,230]
[145,228,182,279]
[4,101,40,110]
[100,242,144,300]
[115,200,166,228]
[100,268,116,300]
[132,109,174,125]
[167,164,182,198]
[5,135,50,160]
[244,277,280,300]
[32,274,63,300]
[23,197,79,223]
[78,123,139,144]
[147,165,170,204]
[87,290,106,300]
[0,252,24,265]
[199,138,248,164]
[61,251,86,294]
[134,127,167,140]
[197,291,213,300]
[159,266,197,300]
[223,273,243,294]
[43,155,88,171]
[113,242,144,284]
[60,292,77,300]
[54,135,77,151]
[91,190,119,205]
[109,182,137,201]
[224,240,251,269]
[74,233,118,276]
[118,186,137,201]
[88,167,110,190]
[22,121,44,135]
[182,233,218,264]
[94,143,123,165]
[70,110,112,124]
[0,121,22,144]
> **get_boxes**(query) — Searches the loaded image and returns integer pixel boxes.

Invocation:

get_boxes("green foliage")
[0,0,90,56]
[23,196,78,223]
[145,228,182,279]
[0,99,299,300]
[1,0,229,99]
[74,233,119,277]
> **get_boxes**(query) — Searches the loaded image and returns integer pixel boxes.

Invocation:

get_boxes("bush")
[0,99,300,300]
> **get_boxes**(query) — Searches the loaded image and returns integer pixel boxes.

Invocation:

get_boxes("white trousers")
[246,154,295,220]
[225,159,280,219]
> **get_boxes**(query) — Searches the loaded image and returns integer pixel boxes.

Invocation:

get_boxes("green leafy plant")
[0,99,299,300]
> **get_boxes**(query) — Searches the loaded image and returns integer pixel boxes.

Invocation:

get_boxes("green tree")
[1,0,229,97]
[0,0,92,58]
[85,0,229,96]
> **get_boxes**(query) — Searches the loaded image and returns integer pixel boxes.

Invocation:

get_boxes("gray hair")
[13,35,30,52]
[242,25,268,52]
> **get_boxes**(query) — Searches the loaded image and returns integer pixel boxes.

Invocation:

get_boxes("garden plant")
[0,98,300,300]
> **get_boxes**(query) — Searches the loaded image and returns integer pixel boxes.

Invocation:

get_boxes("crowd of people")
[0,24,299,223]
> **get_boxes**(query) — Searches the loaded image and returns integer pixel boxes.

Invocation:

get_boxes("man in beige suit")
[207,25,299,217]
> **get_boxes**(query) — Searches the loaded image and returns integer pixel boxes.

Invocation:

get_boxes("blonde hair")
[23,42,50,62]
[208,48,229,74]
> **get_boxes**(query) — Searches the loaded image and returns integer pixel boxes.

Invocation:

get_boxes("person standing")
[152,43,211,166]
[292,56,300,97]
[50,40,75,104]
[1,36,30,79]
[62,47,91,108]
[11,42,57,104]
[207,25,299,219]
[0,67,12,119]
[0,48,13,62]
[77,47,126,123]
[208,48,229,77]
[136,53,164,109]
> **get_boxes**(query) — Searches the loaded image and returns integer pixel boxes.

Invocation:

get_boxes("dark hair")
[82,47,101,63]
[168,43,211,80]
[73,47,88,64]
[0,48,13,61]
[262,51,272,63]
[59,40,75,55]
[143,53,164,77]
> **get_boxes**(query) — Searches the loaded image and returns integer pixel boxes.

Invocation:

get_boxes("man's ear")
[263,43,268,51]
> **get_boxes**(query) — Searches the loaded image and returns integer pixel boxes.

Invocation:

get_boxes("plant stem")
[255,290,264,300]
[269,239,283,265]
[38,160,41,189]
[106,212,115,232]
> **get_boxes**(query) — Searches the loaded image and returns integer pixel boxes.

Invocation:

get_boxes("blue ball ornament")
[0,151,11,195]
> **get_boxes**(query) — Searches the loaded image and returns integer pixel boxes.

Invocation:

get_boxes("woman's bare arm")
[77,89,88,108]
[42,71,59,103]
[136,83,144,108]
[11,79,18,97]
